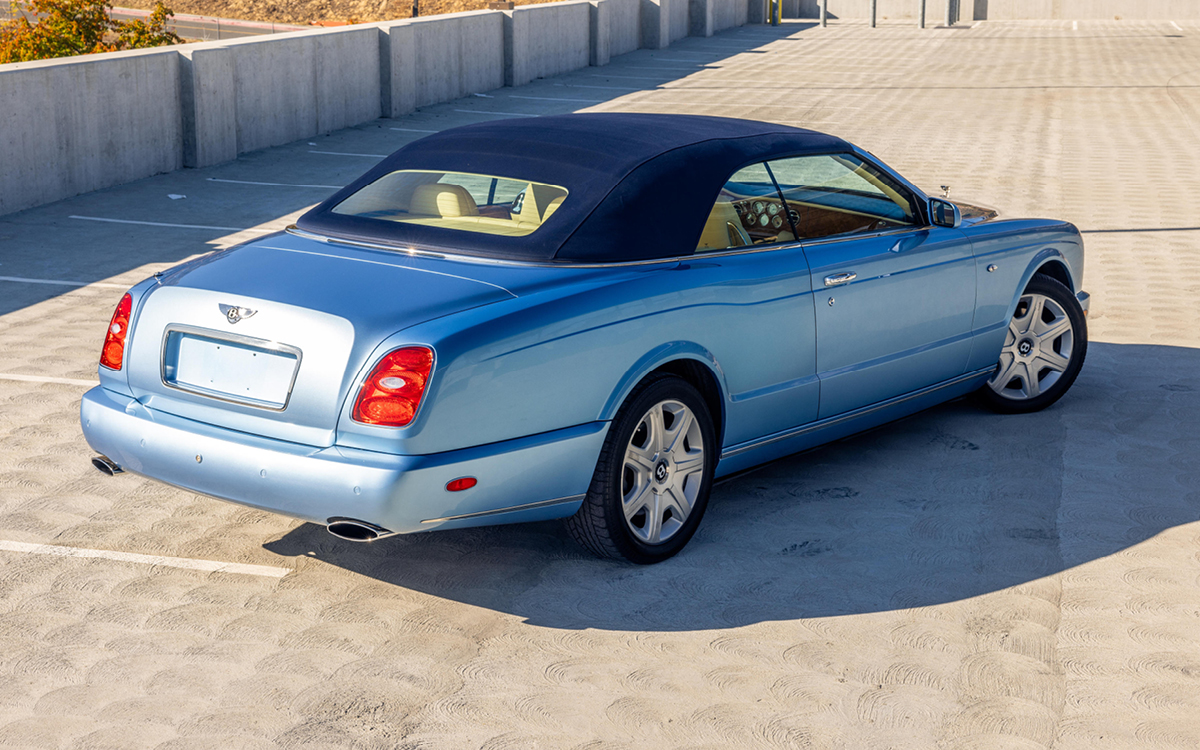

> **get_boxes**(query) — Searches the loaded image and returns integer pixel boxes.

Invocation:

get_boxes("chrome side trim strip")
[420,493,586,524]
[721,367,995,459]
[284,225,932,270]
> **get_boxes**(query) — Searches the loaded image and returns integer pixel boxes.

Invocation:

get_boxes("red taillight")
[446,477,477,492]
[99,293,133,371]
[352,346,434,427]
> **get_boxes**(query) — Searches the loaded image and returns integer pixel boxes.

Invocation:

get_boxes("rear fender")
[599,342,728,430]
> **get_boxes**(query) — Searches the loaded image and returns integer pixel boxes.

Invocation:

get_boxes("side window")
[696,163,795,253]
[767,154,918,241]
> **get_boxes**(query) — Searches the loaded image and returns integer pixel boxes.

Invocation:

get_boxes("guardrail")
[0,0,751,216]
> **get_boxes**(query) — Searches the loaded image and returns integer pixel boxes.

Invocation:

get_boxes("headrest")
[411,184,479,217]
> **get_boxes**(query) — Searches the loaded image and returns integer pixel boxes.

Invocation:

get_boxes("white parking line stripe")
[70,215,262,232]
[555,83,645,90]
[0,373,98,386]
[0,275,127,289]
[588,73,674,80]
[308,150,388,158]
[0,539,291,578]
[390,127,440,133]
[1171,21,1183,31]
[207,178,343,189]
[508,95,605,102]
[452,109,539,117]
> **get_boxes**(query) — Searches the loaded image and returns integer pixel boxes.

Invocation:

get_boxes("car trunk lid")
[124,239,513,447]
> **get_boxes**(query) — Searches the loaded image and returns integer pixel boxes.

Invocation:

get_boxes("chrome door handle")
[824,272,857,287]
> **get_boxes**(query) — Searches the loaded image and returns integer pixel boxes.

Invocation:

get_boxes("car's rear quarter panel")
[341,247,820,458]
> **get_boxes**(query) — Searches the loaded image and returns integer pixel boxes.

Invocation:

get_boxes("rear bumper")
[80,387,606,534]
[1077,290,1090,314]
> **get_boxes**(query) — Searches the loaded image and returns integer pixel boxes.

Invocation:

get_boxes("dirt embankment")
[117,0,555,27]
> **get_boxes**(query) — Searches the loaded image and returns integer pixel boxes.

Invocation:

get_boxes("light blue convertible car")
[81,114,1088,563]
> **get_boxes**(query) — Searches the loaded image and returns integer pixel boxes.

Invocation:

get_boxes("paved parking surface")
[2,18,1199,749]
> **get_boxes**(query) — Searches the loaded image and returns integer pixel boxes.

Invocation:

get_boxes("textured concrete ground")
[2,17,1200,750]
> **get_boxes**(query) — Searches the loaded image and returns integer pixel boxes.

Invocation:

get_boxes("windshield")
[331,170,570,238]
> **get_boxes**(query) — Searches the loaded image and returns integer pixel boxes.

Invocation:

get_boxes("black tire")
[976,273,1087,414]
[565,374,717,564]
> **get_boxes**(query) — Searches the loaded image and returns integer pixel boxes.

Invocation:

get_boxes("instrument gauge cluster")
[739,198,791,232]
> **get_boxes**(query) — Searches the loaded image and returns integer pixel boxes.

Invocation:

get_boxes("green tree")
[0,0,182,64]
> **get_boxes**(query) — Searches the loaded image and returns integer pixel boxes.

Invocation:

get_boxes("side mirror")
[929,198,961,228]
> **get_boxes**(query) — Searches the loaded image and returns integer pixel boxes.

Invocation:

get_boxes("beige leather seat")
[542,196,565,221]
[697,202,750,251]
[410,184,479,217]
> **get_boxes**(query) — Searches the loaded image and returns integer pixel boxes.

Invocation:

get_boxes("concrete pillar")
[590,0,611,65]
[748,0,766,24]
[179,47,237,168]
[379,22,417,117]
[641,0,671,48]
[689,0,714,37]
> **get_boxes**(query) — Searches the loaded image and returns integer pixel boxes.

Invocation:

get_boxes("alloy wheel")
[620,399,706,544]
[988,292,1075,400]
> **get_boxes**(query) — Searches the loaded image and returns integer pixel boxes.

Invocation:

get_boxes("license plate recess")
[162,328,301,410]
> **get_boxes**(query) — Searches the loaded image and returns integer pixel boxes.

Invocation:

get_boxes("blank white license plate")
[171,334,298,408]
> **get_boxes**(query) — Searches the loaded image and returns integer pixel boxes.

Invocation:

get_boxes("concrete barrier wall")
[505,1,593,86]
[713,0,749,30]
[399,12,505,109]
[607,0,644,55]
[670,0,691,39]
[233,28,381,154]
[641,0,672,48]
[3,0,764,216]
[0,48,183,216]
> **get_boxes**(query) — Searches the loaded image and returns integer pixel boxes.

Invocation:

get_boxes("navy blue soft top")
[297,113,850,262]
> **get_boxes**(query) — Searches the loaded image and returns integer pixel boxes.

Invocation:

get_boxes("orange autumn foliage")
[0,0,182,63]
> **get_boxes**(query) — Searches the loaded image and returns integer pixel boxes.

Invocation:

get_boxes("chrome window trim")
[159,324,303,412]
[286,224,934,269]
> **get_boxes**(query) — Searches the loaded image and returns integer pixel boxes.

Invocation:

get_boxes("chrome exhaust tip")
[91,455,124,476]
[326,517,394,542]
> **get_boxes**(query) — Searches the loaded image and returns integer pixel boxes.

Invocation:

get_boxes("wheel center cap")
[654,461,670,483]
[1018,339,1034,357]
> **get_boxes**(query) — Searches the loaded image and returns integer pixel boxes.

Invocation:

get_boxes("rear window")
[331,170,570,238]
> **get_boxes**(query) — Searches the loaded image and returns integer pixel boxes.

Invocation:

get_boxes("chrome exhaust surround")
[91,455,124,476]
[326,517,396,542]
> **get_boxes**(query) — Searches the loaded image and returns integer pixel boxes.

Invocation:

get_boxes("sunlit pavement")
[1,19,1199,749]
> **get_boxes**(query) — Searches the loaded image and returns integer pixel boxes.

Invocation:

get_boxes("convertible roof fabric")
[297,113,851,262]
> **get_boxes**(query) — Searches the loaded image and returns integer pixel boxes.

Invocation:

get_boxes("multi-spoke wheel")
[566,374,716,563]
[977,274,1087,414]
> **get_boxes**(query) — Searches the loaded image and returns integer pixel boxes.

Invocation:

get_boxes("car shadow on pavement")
[264,341,1200,631]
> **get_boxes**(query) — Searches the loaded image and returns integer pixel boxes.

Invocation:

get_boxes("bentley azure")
[81,114,1089,563]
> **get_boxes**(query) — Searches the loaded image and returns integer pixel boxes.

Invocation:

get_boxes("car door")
[767,153,977,420]
[691,162,820,447]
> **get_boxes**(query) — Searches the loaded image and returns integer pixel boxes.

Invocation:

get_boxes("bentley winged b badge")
[218,304,257,324]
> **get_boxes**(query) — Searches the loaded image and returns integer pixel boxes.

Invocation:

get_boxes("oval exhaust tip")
[91,456,123,476]
[326,517,392,542]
